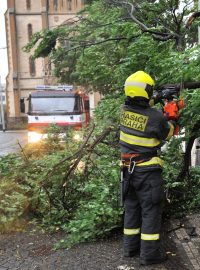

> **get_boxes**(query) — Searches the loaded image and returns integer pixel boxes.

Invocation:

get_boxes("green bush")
[0,114,122,245]
[0,155,29,232]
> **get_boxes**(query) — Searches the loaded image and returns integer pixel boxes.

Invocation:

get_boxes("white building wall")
[5,9,15,117]
[16,15,44,81]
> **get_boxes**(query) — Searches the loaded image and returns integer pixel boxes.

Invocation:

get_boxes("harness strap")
[121,151,158,163]
[121,151,158,204]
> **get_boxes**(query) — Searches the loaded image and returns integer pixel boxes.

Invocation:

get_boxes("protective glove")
[151,92,163,104]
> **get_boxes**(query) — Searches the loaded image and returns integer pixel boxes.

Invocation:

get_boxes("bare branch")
[107,0,179,41]
[58,35,140,54]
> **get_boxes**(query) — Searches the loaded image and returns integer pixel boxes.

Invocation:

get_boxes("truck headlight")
[73,133,82,141]
[28,132,43,143]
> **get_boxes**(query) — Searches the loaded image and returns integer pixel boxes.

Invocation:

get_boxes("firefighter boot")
[123,234,140,257]
[123,249,140,258]
[140,249,167,265]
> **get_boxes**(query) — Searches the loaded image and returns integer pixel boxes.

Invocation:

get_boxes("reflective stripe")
[136,157,164,167]
[125,82,147,88]
[166,122,174,140]
[120,131,160,147]
[141,233,160,240]
[124,228,140,235]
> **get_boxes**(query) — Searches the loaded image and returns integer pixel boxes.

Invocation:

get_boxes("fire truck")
[26,85,90,143]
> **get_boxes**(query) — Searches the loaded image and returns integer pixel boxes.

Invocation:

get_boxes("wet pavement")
[0,130,27,156]
[0,214,200,270]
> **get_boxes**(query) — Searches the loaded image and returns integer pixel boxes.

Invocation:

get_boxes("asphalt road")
[0,130,28,156]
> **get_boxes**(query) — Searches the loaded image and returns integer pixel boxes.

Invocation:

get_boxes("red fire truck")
[27,85,90,142]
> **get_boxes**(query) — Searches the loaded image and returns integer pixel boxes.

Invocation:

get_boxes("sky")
[0,1,8,84]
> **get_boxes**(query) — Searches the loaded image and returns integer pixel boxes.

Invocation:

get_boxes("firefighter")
[120,71,175,265]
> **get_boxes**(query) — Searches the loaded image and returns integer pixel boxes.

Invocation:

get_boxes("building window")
[27,24,33,41]
[54,0,58,11]
[67,0,72,11]
[26,0,31,10]
[29,57,36,76]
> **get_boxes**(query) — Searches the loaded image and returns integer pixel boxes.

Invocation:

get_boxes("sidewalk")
[0,213,200,270]
[167,213,200,270]
[0,130,27,156]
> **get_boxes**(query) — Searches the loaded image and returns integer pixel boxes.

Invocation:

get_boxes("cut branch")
[61,126,117,187]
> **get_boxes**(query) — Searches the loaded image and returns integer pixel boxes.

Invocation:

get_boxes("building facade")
[5,0,100,128]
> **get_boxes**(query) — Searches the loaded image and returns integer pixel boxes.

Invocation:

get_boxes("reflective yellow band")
[125,82,146,88]
[124,228,140,235]
[136,157,164,167]
[166,122,174,140]
[141,233,160,240]
[120,131,160,147]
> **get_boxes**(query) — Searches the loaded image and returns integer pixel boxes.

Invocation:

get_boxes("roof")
[31,91,77,98]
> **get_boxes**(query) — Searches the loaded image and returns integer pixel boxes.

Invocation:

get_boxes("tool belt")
[121,151,158,174]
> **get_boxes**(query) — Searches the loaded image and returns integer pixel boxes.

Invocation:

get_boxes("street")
[0,130,28,156]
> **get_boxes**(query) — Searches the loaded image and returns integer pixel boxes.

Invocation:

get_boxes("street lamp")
[199,0,200,44]
[0,75,6,131]
[0,46,7,132]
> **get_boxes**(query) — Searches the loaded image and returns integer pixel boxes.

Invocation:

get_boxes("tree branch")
[107,0,177,41]
[58,35,140,53]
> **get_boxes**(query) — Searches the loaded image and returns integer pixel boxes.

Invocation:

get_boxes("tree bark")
[176,120,200,181]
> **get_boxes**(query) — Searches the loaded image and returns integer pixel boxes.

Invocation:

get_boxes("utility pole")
[199,0,200,44]
[0,76,6,131]
[194,0,200,165]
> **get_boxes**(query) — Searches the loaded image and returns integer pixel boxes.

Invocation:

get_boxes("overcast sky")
[0,1,8,84]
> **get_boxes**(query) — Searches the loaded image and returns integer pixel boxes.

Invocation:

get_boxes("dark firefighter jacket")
[119,99,174,172]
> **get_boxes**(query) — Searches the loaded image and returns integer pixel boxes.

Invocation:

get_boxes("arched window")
[26,0,31,10]
[67,0,72,11]
[54,0,58,11]
[27,24,33,41]
[29,57,36,76]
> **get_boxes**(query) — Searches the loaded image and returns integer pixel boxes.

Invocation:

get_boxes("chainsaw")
[153,87,185,135]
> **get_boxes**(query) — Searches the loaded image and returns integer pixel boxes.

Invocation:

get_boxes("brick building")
[5,0,100,128]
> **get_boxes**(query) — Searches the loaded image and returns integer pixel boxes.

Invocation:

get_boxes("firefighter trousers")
[123,168,165,259]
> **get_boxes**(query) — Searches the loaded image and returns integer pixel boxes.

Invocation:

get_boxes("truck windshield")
[30,97,81,114]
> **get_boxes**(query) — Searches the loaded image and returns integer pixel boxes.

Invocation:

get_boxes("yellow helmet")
[124,71,155,99]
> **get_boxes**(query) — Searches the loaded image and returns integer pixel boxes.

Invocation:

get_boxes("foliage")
[0,110,122,245]
[10,0,200,245]
[181,88,200,135]
[23,28,64,58]
[161,129,200,216]
[0,155,29,232]
[58,151,121,248]
[23,0,198,92]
